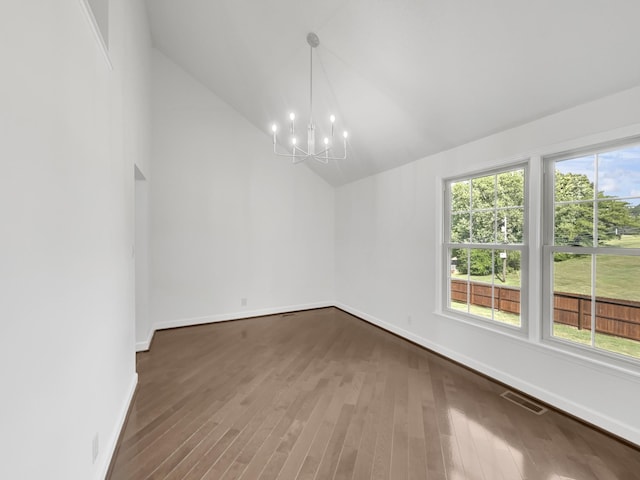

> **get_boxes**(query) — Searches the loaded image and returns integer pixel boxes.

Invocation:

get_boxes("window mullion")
[591,254,597,348]
[591,153,598,348]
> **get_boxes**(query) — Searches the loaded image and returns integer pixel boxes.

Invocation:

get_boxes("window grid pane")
[594,255,640,359]
[446,166,525,329]
[548,142,640,362]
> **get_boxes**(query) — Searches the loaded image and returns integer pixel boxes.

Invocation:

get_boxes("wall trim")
[153,301,333,332]
[335,302,640,447]
[78,0,113,70]
[136,330,154,352]
[97,372,138,480]
[435,308,640,381]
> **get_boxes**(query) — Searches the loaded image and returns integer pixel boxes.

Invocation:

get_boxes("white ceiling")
[145,0,640,186]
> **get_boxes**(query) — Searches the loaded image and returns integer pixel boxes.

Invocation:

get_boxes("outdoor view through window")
[549,143,640,360]
[446,141,640,363]
[447,167,526,328]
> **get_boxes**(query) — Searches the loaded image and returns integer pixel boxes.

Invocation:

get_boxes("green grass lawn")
[452,236,640,300]
[553,235,640,301]
[451,301,521,326]
[451,269,521,287]
[607,235,640,248]
[553,324,640,359]
[451,301,640,359]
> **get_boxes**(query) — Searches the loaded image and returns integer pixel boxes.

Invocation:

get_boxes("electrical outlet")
[241,298,247,306]
[92,433,99,464]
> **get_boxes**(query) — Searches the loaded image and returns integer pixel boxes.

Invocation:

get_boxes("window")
[543,140,640,361]
[444,165,527,330]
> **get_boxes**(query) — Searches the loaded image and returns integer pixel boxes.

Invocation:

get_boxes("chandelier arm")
[293,144,310,156]
[318,152,347,161]
[273,143,311,159]
[273,151,346,162]
[273,136,347,160]
[311,143,348,160]
[273,151,311,159]
[273,152,313,160]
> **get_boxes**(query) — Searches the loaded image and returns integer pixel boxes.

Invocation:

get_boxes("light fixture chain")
[309,43,313,123]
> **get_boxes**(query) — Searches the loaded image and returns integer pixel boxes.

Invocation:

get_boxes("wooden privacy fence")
[451,279,521,315]
[553,292,640,342]
[450,279,640,342]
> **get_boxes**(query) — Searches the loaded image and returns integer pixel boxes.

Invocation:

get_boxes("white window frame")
[542,136,640,368]
[443,162,529,336]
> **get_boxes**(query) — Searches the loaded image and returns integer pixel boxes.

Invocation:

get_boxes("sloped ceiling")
[145,0,640,186]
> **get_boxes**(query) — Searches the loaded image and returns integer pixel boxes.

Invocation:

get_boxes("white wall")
[127,0,153,352]
[336,86,640,445]
[149,50,335,331]
[0,1,151,479]
[135,168,151,350]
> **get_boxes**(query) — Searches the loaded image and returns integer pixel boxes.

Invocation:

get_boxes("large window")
[543,141,640,361]
[444,165,527,330]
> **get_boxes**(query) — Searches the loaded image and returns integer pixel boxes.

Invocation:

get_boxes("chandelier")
[271,32,348,164]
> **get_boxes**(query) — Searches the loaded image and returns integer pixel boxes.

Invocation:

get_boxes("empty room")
[2,1,640,479]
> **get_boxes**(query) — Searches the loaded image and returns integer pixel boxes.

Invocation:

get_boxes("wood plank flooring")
[109,307,640,480]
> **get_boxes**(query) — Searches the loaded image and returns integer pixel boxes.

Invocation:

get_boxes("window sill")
[438,307,528,339]
[435,308,640,380]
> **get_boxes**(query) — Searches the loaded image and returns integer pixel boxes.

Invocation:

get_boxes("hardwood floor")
[109,307,640,480]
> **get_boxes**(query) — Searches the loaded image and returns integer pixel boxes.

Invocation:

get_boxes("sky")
[556,145,640,206]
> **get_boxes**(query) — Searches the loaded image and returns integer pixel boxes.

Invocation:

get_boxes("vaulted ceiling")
[145,0,640,186]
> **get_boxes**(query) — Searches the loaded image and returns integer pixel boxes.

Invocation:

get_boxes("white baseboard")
[335,302,640,446]
[152,301,333,332]
[96,372,138,480]
[136,329,154,352]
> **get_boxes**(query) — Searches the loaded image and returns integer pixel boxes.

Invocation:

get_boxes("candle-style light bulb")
[330,115,336,123]
[291,137,297,145]
[289,112,295,121]
[324,137,329,146]
[343,131,348,139]
[271,124,277,133]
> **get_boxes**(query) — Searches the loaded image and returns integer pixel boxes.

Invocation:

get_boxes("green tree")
[554,171,640,244]
[451,171,524,244]
[553,172,594,246]
[598,199,640,238]
[451,169,640,272]
[453,248,520,280]
[554,172,594,202]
